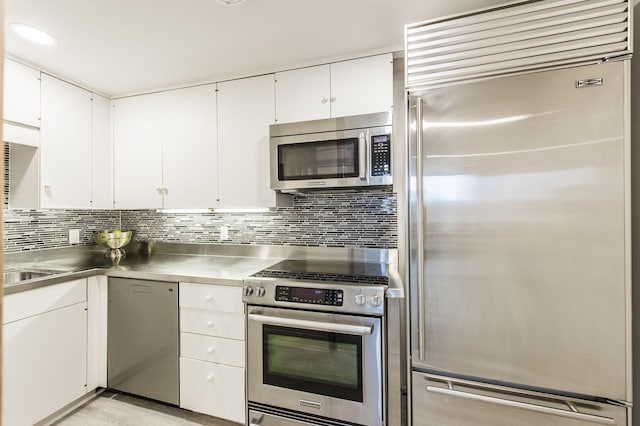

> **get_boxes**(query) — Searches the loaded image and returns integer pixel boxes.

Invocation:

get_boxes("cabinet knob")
[205,320,214,327]
[206,347,214,354]
[205,374,214,382]
[330,96,336,103]
[205,295,213,302]
[321,97,328,104]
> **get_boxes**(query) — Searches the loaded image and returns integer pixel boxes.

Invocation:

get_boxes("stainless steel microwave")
[269,112,393,192]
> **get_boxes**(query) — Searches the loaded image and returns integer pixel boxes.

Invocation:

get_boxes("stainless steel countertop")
[3,243,404,297]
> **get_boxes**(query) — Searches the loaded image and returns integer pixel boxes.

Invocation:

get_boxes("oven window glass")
[277,138,359,180]
[263,325,363,402]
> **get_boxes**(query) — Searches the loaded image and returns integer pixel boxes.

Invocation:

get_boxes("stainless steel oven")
[269,112,392,193]
[243,260,388,426]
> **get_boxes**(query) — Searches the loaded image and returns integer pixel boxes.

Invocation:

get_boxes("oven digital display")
[292,287,324,301]
[276,286,343,306]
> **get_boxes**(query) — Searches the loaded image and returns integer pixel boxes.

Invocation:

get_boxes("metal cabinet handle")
[249,313,373,335]
[415,97,426,362]
[426,386,616,425]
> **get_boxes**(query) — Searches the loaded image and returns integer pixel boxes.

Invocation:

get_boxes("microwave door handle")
[358,132,367,180]
[248,313,374,335]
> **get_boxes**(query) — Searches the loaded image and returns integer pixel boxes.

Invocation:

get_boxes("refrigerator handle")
[425,386,617,426]
[415,97,426,362]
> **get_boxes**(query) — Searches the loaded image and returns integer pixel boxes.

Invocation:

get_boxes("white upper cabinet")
[275,64,330,123]
[275,53,393,124]
[113,92,164,209]
[218,74,275,208]
[91,94,113,209]
[162,85,218,208]
[40,74,93,208]
[3,58,40,128]
[113,85,218,209]
[330,53,394,118]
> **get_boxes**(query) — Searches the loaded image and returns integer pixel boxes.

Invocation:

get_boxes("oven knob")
[243,286,254,297]
[370,295,383,307]
[256,286,266,297]
[354,293,366,306]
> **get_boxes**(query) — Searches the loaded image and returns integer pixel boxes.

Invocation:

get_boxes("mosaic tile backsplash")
[3,190,397,252]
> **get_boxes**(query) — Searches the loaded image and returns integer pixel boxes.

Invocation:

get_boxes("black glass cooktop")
[252,259,389,286]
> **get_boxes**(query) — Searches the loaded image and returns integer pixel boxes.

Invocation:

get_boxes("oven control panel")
[242,278,385,315]
[275,286,343,306]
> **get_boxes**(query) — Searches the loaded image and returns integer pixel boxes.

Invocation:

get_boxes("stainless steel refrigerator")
[406,0,633,424]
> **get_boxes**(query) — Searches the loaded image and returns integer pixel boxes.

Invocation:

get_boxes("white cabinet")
[91,94,113,209]
[161,85,218,208]
[3,58,41,129]
[275,53,393,124]
[87,275,108,391]
[274,64,330,123]
[2,279,88,426]
[113,85,217,209]
[179,282,246,424]
[218,74,275,208]
[40,74,93,208]
[113,92,164,209]
[180,358,245,423]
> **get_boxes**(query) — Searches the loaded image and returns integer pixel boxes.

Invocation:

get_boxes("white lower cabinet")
[179,282,246,424]
[2,279,88,426]
[180,357,245,423]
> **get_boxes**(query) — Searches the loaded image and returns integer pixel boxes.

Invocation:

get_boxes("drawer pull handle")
[205,295,213,302]
[205,374,213,382]
[206,320,214,327]
[206,347,214,354]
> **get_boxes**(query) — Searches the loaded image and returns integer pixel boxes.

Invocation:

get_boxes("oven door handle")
[248,313,374,335]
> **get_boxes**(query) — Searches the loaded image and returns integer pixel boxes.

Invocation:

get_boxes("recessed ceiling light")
[9,23,57,46]
[214,0,247,6]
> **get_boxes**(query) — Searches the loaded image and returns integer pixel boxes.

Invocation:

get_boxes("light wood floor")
[52,392,240,426]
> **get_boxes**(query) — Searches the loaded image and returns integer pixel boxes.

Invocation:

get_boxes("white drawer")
[179,282,243,313]
[181,333,245,367]
[3,279,87,324]
[180,357,245,424]
[180,308,244,340]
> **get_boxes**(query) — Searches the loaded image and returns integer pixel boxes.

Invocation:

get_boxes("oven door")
[247,306,383,426]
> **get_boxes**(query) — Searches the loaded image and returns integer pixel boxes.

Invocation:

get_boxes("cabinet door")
[92,94,113,209]
[87,276,108,391]
[3,302,87,426]
[217,75,276,208]
[275,64,330,124]
[40,74,93,208]
[180,357,245,424]
[3,58,40,128]
[113,93,164,209]
[162,85,218,208]
[330,53,393,118]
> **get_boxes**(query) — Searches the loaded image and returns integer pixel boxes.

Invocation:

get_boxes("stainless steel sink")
[3,270,55,285]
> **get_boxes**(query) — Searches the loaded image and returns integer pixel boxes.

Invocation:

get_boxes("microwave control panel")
[371,134,392,176]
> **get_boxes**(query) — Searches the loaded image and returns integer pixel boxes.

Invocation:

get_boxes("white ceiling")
[5,0,502,97]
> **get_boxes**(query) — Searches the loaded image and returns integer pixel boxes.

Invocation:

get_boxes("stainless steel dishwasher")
[108,277,179,405]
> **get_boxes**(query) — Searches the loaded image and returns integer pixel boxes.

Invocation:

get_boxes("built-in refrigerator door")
[409,60,630,401]
[412,372,629,426]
